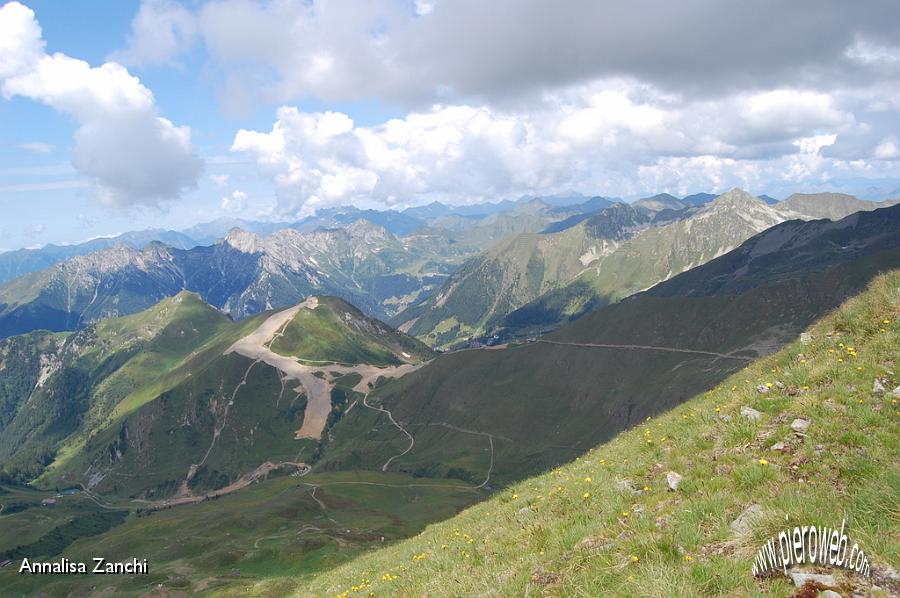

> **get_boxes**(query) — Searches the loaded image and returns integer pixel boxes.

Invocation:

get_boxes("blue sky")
[1,0,900,251]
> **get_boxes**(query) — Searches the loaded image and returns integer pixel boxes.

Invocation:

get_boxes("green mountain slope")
[499,191,892,337]
[270,296,434,367]
[279,269,900,598]
[311,203,900,490]
[0,291,433,500]
[0,291,237,482]
[393,203,651,348]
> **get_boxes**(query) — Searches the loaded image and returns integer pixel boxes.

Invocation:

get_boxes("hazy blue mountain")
[0,221,466,339]
[0,229,198,284]
[680,192,716,205]
[632,193,687,211]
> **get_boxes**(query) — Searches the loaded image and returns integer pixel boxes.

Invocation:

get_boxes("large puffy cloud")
[119,0,900,106]
[0,1,201,207]
[114,0,900,206]
[232,80,897,214]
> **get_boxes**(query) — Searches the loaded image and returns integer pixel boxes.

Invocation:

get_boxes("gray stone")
[788,570,835,588]
[873,379,886,395]
[791,418,810,434]
[720,414,733,422]
[800,332,814,344]
[666,471,683,491]
[614,479,639,494]
[771,442,787,452]
[775,381,786,389]
[741,406,762,421]
[730,503,763,535]
[819,591,842,598]
[893,385,900,398]
[756,384,769,394]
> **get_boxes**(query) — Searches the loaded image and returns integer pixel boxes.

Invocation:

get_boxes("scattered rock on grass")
[614,479,639,494]
[741,406,762,421]
[791,418,810,434]
[730,503,763,535]
[892,385,900,398]
[756,385,769,394]
[873,379,886,395]
[800,332,814,344]
[788,570,835,588]
[819,591,842,598]
[666,471,683,491]
[530,568,560,586]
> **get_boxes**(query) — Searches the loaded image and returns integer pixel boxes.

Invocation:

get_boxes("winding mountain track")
[536,339,751,361]
[363,393,416,471]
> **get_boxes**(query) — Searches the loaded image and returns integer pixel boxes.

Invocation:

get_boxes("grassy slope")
[316,251,895,488]
[0,471,483,597]
[274,270,900,597]
[270,297,434,366]
[33,293,268,491]
[398,225,589,347]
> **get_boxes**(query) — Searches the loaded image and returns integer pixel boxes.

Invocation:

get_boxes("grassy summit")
[265,270,900,597]
[269,296,435,367]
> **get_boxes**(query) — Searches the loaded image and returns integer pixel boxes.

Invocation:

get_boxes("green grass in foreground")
[254,270,900,597]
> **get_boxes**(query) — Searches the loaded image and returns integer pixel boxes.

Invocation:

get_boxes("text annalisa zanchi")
[752,519,870,577]
[18,557,148,575]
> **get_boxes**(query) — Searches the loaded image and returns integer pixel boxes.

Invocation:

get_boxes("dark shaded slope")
[316,209,900,487]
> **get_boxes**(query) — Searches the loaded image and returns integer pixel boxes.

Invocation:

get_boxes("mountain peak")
[344,219,392,240]
[707,188,763,208]
[223,227,262,253]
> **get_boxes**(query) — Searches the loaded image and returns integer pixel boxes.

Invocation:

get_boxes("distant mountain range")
[0,221,459,339]
[0,189,894,349]
[394,189,899,347]
[0,230,198,284]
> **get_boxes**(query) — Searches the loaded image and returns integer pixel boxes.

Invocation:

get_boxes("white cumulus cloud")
[231,79,887,213]
[0,1,202,207]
